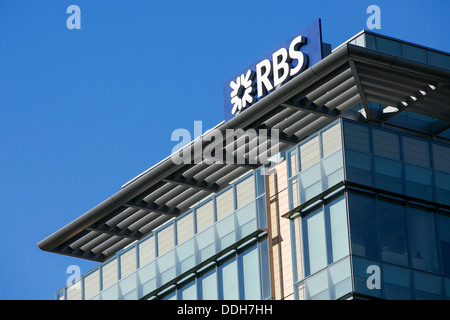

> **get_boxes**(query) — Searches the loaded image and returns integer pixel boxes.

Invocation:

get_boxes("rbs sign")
[223,19,324,121]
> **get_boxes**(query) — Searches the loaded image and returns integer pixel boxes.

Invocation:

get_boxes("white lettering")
[289,35,308,76]
[256,59,273,98]
[272,48,290,87]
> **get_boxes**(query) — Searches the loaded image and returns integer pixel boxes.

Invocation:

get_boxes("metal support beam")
[281,100,340,118]
[380,83,443,123]
[124,201,181,218]
[163,175,220,193]
[349,59,373,121]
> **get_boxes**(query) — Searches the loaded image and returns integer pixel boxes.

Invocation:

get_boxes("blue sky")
[0,0,448,300]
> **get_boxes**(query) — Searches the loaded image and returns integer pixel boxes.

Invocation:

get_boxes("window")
[198,269,218,300]
[302,195,348,277]
[438,214,450,277]
[305,208,327,275]
[407,206,440,273]
[378,198,409,267]
[348,192,379,260]
[239,244,261,300]
[219,257,239,300]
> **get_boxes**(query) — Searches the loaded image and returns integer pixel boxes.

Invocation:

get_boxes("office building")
[38,20,450,300]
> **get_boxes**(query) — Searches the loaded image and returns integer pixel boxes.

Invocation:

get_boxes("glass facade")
[286,121,344,209]
[348,31,450,70]
[286,117,450,300]
[54,31,450,301]
[57,169,269,300]
[343,120,450,206]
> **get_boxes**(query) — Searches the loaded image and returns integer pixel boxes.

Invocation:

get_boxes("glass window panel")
[120,273,137,300]
[137,262,156,296]
[305,269,329,300]
[445,278,450,300]
[138,236,155,267]
[322,150,344,189]
[401,44,427,63]
[407,206,440,273]
[365,34,377,50]
[255,170,265,197]
[179,280,197,300]
[427,50,450,70]
[355,34,365,47]
[176,212,194,245]
[120,247,137,279]
[403,136,430,167]
[157,225,174,256]
[300,136,320,170]
[348,192,380,260]
[196,200,215,233]
[258,239,271,300]
[383,264,412,300]
[84,269,100,300]
[199,269,218,300]
[328,196,349,262]
[299,163,322,202]
[240,244,261,300]
[435,171,450,206]
[216,188,234,220]
[293,217,305,282]
[413,271,442,300]
[372,129,400,161]
[322,122,342,158]
[256,196,267,229]
[352,257,382,299]
[236,175,255,209]
[287,148,299,178]
[305,209,327,275]
[100,283,119,300]
[236,202,257,238]
[345,150,373,186]
[216,214,236,251]
[102,258,118,291]
[295,282,306,300]
[289,176,300,209]
[220,257,239,300]
[378,199,409,267]
[374,157,403,194]
[176,239,196,274]
[433,144,450,174]
[196,228,216,263]
[343,122,370,153]
[438,214,450,277]
[328,257,352,299]
[157,251,176,285]
[405,165,433,200]
[66,282,82,300]
[376,37,402,56]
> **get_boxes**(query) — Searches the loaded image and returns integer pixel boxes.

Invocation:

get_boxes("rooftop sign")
[223,19,324,121]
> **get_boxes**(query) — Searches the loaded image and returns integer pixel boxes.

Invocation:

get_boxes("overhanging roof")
[38,43,450,262]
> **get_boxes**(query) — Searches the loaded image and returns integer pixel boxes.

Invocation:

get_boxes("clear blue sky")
[0,0,448,300]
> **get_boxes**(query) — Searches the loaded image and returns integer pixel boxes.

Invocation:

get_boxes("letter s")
[289,35,308,77]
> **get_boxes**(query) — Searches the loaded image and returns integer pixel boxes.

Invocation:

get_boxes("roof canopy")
[38,42,450,262]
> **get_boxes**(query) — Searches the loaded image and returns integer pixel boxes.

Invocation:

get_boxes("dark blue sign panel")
[223,19,324,122]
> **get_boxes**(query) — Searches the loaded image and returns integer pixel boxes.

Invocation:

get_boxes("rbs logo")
[229,36,309,115]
